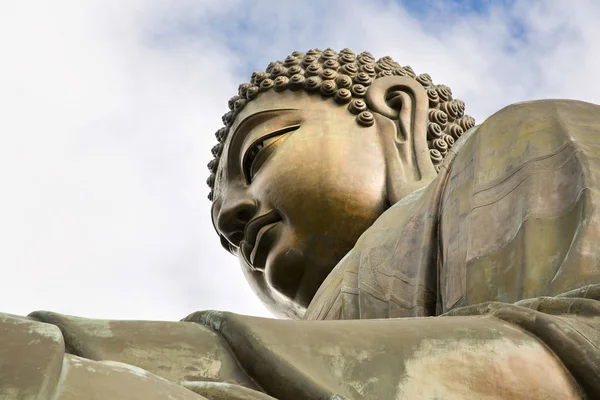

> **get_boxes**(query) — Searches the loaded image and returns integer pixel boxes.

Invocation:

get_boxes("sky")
[1,0,600,321]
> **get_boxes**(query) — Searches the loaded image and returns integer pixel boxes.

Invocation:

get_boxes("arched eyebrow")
[228,109,298,146]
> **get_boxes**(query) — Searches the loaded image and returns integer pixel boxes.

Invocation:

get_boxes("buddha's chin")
[264,235,336,308]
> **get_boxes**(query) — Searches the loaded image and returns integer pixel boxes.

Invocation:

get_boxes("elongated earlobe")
[365,76,437,203]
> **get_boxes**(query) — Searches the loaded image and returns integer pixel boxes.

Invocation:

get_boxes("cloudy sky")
[2,0,599,320]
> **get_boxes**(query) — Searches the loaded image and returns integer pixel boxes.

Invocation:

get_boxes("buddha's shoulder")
[449,99,600,186]
[486,98,600,121]
[443,98,600,216]
[471,99,600,145]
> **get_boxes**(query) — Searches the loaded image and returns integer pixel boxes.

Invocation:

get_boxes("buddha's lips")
[241,209,282,269]
[249,222,280,267]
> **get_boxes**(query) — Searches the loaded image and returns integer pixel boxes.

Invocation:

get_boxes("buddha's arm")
[2,308,593,399]
[0,313,209,399]
[445,286,600,397]
[185,310,588,400]
[0,312,270,400]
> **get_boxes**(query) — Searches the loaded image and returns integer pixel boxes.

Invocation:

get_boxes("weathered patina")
[1,49,599,399]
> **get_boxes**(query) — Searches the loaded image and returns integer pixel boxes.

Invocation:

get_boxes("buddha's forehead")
[228,90,327,133]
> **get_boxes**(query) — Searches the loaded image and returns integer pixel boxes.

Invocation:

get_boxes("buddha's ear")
[365,76,437,203]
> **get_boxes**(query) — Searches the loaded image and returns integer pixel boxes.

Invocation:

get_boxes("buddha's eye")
[243,125,299,183]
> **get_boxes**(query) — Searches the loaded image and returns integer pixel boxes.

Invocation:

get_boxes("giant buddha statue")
[2,48,600,400]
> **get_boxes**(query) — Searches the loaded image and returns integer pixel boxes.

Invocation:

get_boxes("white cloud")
[0,0,267,319]
[1,0,599,320]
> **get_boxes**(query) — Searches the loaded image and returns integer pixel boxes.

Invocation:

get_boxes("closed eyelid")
[243,113,301,142]
[241,120,301,158]
[224,110,301,177]
[242,125,300,183]
[228,109,299,148]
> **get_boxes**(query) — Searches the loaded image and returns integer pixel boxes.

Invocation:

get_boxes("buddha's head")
[208,48,474,318]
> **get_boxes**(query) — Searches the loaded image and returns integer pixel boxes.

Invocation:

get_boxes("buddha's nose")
[216,197,257,248]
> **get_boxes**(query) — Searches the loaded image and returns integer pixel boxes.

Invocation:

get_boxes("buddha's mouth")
[240,209,282,271]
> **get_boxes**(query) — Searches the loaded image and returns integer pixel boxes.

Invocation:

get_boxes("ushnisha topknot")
[207,48,475,200]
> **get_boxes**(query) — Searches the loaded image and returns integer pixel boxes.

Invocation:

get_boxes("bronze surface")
[2,48,600,399]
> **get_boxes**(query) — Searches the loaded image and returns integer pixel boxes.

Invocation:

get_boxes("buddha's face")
[212,90,390,315]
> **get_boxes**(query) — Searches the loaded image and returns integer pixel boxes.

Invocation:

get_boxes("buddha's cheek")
[263,227,306,300]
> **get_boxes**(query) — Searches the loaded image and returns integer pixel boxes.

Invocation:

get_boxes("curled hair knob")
[375,62,391,73]
[207,159,218,173]
[429,149,444,164]
[233,98,247,112]
[228,95,240,111]
[447,123,464,140]
[351,84,367,98]
[441,101,463,120]
[270,65,288,79]
[250,72,268,85]
[246,86,260,100]
[357,52,375,64]
[211,143,223,157]
[305,76,322,92]
[265,61,279,74]
[432,138,448,155]
[320,80,337,97]
[392,67,409,77]
[320,68,337,81]
[215,127,229,141]
[348,99,367,114]
[302,54,318,68]
[288,74,306,91]
[427,122,443,140]
[360,64,377,77]
[320,49,338,62]
[335,74,353,89]
[305,63,322,77]
[222,111,234,126]
[238,84,251,98]
[334,88,352,104]
[283,55,300,67]
[379,56,400,70]
[456,115,475,131]
[287,65,304,77]
[260,79,275,92]
[416,73,432,87]
[354,72,372,86]
[436,85,452,102]
[338,53,356,65]
[273,76,289,92]
[357,111,374,127]
[443,134,455,147]
[403,65,416,78]
[428,109,448,127]
[323,59,340,71]
[377,70,393,78]
[426,89,439,108]
[340,63,359,77]
[206,173,216,187]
